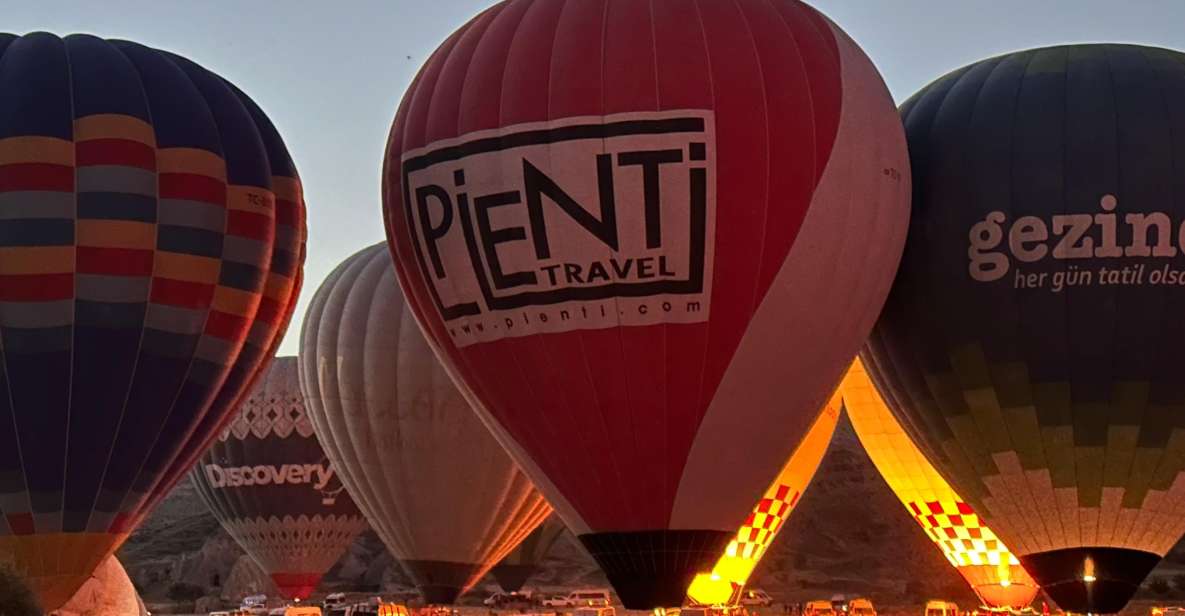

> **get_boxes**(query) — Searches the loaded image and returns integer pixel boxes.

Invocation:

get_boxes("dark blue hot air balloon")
[0,32,306,610]
[865,43,1185,614]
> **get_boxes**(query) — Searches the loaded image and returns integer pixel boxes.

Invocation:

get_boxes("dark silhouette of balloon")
[864,43,1185,614]
[381,0,909,608]
[300,244,552,605]
[190,357,368,600]
[491,515,566,593]
[0,32,306,610]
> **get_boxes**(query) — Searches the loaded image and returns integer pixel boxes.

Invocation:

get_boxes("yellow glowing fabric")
[687,392,841,606]
[840,358,1038,609]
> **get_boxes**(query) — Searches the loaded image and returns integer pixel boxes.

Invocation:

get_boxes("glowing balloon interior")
[687,392,841,606]
[841,359,1038,608]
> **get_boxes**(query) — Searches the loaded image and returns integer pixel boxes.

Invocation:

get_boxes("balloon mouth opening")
[270,572,322,601]
[1019,547,1160,614]
[580,529,734,610]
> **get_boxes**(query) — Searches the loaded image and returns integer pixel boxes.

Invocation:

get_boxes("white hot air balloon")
[300,243,552,605]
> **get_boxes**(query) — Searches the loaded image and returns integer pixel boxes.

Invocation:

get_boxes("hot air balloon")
[382,0,909,608]
[491,515,567,593]
[841,359,1038,608]
[0,33,305,610]
[863,43,1185,614]
[190,357,368,601]
[687,392,841,607]
[300,243,552,605]
[52,556,147,616]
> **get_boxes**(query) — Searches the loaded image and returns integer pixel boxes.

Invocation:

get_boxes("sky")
[7,0,1185,356]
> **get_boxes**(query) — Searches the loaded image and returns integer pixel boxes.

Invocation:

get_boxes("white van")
[566,589,613,607]
[574,608,616,616]
[925,601,959,616]
[739,589,773,607]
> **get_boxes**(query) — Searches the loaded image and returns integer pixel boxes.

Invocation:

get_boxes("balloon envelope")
[300,243,552,605]
[190,357,368,600]
[687,392,840,607]
[51,556,145,616]
[0,32,305,610]
[841,359,1038,608]
[382,0,910,607]
[864,43,1185,613]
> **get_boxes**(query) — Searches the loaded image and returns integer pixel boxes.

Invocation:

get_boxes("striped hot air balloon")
[191,357,369,601]
[841,358,1038,609]
[300,244,552,605]
[687,392,841,607]
[0,33,306,610]
[381,0,910,607]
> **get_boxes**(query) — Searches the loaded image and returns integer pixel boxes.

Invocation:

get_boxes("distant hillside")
[120,416,1185,615]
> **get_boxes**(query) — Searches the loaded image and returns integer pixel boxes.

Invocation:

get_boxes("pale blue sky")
[7,0,1185,355]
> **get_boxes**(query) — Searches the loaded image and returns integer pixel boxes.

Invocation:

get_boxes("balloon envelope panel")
[0,32,305,610]
[300,243,552,606]
[864,43,1185,613]
[382,0,910,608]
[190,357,368,600]
[52,556,144,616]
[841,359,1037,609]
[687,392,840,607]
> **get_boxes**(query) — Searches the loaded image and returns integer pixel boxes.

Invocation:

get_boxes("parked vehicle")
[573,607,616,616]
[484,590,535,608]
[541,595,572,608]
[677,607,744,616]
[806,600,836,616]
[925,601,959,616]
[566,589,613,607]
[848,598,874,616]
[324,593,348,610]
[738,589,772,607]
[283,607,323,616]
[241,596,269,615]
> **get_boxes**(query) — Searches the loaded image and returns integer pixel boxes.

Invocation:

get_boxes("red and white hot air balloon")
[383,0,909,608]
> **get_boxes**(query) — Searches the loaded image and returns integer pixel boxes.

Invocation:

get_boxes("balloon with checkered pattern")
[686,391,841,607]
[864,43,1185,614]
[841,358,1038,609]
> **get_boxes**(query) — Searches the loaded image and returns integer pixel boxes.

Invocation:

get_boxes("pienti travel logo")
[400,110,717,346]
